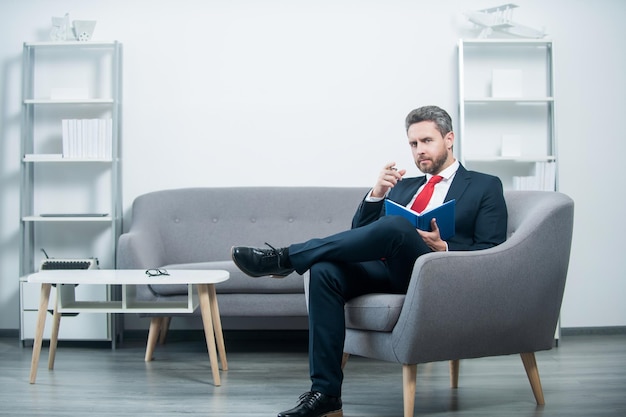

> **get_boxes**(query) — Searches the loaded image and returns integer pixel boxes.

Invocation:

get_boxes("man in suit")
[231,105,508,417]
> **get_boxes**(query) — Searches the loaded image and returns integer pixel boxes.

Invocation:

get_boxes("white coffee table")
[27,269,229,386]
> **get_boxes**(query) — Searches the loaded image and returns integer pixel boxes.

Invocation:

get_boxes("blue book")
[384,199,456,240]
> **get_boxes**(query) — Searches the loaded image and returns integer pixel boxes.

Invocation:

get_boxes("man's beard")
[418,151,448,174]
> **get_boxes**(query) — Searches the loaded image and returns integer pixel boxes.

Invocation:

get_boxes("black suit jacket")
[352,164,508,251]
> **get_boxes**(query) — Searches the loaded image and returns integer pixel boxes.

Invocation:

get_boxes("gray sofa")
[117,186,369,330]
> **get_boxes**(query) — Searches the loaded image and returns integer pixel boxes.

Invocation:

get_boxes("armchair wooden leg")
[402,364,417,417]
[520,352,545,405]
[449,359,460,388]
[158,317,171,345]
[341,353,350,370]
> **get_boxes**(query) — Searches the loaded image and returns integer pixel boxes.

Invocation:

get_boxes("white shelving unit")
[457,38,557,191]
[458,38,561,343]
[19,41,123,346]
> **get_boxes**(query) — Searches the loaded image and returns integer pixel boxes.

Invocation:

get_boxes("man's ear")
[445,131,455,150]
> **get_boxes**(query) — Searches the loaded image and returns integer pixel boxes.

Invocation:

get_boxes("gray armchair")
[337,191,574,416]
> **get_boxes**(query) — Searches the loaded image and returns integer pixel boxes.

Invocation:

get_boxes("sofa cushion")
[124,187,370,267]
[345,294,405,332]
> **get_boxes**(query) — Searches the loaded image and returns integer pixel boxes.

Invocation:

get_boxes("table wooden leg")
[198,284,221,386]
[158,316,171,344]
[145,317,163,362]
[48,290,62,370]
[208,284,228,371]
[29,283,51,384]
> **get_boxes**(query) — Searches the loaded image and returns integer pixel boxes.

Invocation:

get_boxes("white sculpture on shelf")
[464,3,546,39]
[73,20,97,41]
[50,13,72,41]
[50,13,97,41]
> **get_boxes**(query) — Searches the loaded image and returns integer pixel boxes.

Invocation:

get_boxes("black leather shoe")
[231,243,294,278]
[277,391,343,417]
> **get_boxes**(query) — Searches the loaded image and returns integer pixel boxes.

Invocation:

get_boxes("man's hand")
[371,162,407,199]
[417,218,447,252]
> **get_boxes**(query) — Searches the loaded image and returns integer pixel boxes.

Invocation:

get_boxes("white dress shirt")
[408,159,460,214]
[365,160,460,248]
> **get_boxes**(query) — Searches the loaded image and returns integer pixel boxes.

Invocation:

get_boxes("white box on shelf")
[492,69,523,98]
[501,135,522,157]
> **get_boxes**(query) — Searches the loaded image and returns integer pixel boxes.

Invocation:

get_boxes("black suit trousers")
[288,215,432,397]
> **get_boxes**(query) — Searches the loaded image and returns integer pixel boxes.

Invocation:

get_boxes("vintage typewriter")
[39,258,99,270]
[39,251,99,316]
[39,248,99,271]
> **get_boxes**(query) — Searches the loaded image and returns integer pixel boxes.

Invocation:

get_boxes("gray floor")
[1,331,625,417]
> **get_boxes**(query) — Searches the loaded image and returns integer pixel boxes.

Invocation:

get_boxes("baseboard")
[3,326,624,344]
[561,326,626,336]
[122,328,308,342]
[0,329,19,338]
[121,328,309,352]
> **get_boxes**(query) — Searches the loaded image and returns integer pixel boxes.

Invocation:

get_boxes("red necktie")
[410,175,443,213]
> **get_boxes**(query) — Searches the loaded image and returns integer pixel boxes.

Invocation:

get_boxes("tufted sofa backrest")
[126,187,370,266]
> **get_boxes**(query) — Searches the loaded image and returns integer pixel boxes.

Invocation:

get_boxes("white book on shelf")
[75,119,83,158]
[96,119,105,159]
[82,119,89,158]
[61,119,70,158]
[513,162,556,191]
[105,118,113,159]
[100,118,113,159]
[61,118,113,159]
[542,161,556,191]
[535,162,544,190]
[89,119,97,158]
[516,175,540,191]
[63,119,76,158]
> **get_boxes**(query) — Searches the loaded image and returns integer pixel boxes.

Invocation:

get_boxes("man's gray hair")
[405,106,453,137]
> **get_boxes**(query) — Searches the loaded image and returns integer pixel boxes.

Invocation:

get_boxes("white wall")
[1,0,625,331]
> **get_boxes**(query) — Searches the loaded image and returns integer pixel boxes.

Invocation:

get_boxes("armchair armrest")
[391,233,567,365]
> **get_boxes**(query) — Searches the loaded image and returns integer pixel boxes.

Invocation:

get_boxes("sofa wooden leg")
[341,352,350,370]
[145,317,162,362]
[402,364,417,417]
[520,352,545,405]
[449,359,460,388]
